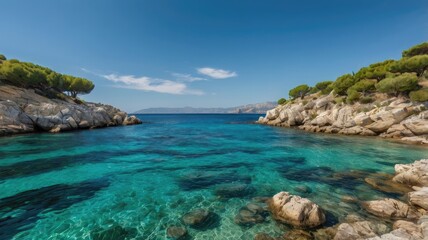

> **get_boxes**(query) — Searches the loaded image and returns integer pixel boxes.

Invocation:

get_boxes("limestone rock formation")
[268,192,325,228]
[257,94,428,144]
[0,85,141,136]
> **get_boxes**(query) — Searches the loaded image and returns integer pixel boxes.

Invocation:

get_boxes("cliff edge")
[257,93,428,144]
[0,84,142,136]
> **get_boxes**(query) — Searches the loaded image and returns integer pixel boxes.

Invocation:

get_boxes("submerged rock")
[364,176,413,194]
[254,233,275,240]
[90,225,133,240]
[166,226,188,239]
[361,198,420,220]
[182,209,219,230]
[283,229,313,240]
[215,183,255,199]
[234,203,268,226]
[268,192,325,228]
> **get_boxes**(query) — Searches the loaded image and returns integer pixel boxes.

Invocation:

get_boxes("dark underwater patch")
[177,171,252,191]
[0,177,110,240]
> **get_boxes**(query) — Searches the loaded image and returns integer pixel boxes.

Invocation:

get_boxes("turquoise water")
[0,114,427,239]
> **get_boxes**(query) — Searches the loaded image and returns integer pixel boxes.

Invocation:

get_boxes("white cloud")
[197,67,237,79]
[102,74,204,95]
[171,73,206,82]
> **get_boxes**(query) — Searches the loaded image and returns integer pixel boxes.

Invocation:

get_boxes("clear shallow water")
[0,114,427,239]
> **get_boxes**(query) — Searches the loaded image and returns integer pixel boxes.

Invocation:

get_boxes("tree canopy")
[289,84,311,99]
[354,60,395,81]
[389,55,428,76]
[0,56,94,98]
[332,74,357,95]
[347,79,376,95]
[402,42,428,58]
[375,73,420,96]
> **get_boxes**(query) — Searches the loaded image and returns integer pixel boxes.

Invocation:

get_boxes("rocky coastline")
[0,84,142,136]
[257,93,428,145]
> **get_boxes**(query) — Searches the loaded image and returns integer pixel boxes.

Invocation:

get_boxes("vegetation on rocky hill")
[283,42,428,104]
[0,55,94,98]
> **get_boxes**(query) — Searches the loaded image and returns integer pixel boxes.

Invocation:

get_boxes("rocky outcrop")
[333,221,389,240]
[0,85,141,136]
[268,192,325,228]
[361,198,420,220]
[257,93,428,144]
[393,159,428,187]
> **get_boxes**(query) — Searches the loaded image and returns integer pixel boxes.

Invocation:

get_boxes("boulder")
[393,160,428,187]
[234,204,266,226]
[266,109,279,120]
[393,220,423,239]
[166,226,188,239]
[182,209,211,228]
[408,187,428,210]
[361,198,420,220]
[268,192,325,228]
[404,120,428,135]
[254,233,275,240]
[333,221,389,240]
[366,119,395,133]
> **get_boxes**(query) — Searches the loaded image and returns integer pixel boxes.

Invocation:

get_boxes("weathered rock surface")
[0,85,141,136]
[257,94,428,144]
[234,203,267,226]
[408,187,428,210]
[393,159,428,187]
[333,221,389,240]
[268,192,325,228]
[362,198,420,220]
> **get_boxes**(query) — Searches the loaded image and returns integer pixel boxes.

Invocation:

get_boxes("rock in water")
[283,229,313,240]
[166,226,188,239]
[408,187,428,210]
[254,233,275,240]
[234,203,268,226]
[182,209,218,230]
[333,221,389,240]
[361,198,420,220]
[393,159,428,187]
[268,191,325,228]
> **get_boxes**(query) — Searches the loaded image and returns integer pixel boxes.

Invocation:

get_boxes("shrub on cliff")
[355,60,395,81]
[402,42,428,58]
[332,74,357,95]
[409,88,428,102]
[348,79,376,95]
[389,55,428,77]
[289,84,311,99]
[0,58,94,98]
[311,81,334,94]
[346,90,360,104]
[375,73,420,97]
[277,98,287,105]
[0,54,6,61]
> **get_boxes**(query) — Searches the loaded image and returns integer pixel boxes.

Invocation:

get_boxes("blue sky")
[1,0,428,112]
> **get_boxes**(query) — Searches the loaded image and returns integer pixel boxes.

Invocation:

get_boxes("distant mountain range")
[134,102,277,114]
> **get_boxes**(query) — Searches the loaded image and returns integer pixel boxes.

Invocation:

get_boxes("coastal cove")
[0,114,427,239]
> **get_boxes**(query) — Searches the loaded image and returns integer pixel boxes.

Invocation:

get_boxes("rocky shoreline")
[0,84,142,136]
[257,93,428,145]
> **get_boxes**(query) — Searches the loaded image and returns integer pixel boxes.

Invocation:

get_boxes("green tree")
[277,98,287,105]
[375,73,420,96]
[332,74,357,95]
[402,42,428,57]
[389,55,428,76]
[409,88,428,102]
[354,60,395,81]
[348,79,376,95]
[289,84,311,99]
[315,81,334,91]
[0,54,6,61]
[64,76,94,98]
